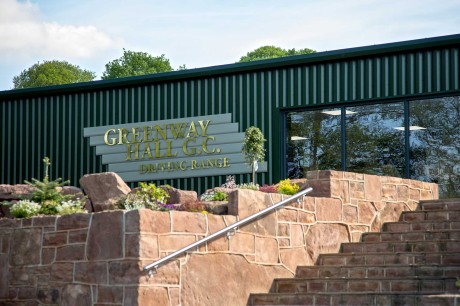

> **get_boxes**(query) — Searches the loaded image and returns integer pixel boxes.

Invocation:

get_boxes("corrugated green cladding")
[1,35,460,193]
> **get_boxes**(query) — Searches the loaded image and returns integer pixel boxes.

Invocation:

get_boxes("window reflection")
[409,96,460,197]
[286,109,341,178]
[346,103,405,177]
[285,96,460,198]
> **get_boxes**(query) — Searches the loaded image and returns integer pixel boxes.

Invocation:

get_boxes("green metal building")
[1,34,460,196]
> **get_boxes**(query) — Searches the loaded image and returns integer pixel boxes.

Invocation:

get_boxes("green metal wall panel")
[1,40,460,194]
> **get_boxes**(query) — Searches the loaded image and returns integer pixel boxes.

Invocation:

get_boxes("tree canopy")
[13,60,96,89]
[239,45,315,62]
[102,49,173,79]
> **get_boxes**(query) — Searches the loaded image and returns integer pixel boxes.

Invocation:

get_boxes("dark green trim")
[1,33,459,100]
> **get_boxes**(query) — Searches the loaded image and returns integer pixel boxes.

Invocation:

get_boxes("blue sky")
[0,0,459,91]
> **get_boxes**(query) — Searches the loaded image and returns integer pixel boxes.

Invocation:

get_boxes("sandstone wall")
[0,171,438,306]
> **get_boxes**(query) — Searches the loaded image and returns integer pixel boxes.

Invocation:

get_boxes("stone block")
[277,208,297,222]
[109,260,179,285]
[161,185,197,204]
[229,232,254,254]
[0,254,8,298]
[316,198,342,221]
[37,287,60,304]
[80,172,131,212]
[68,229,88,243]
[10,228,42,266]
[343,205,358,223]
[32,216,57,227]
[159,234,196,252]
[277,223,289,236]
[172,211,206,233]
[181,253,291,306]
[56,244,85,261]
[56,213,91,230]
[305,223,349,264]
[255,236,278,263]
[290,224,304,246]
[125,286,170,306]
[371,202,407,231]
[364,174,381,201]
[350,181,365,199]
[74,262,108,283]
[303,196,315,211]
[87,211,123,260]
[229,189,276,236]
[41,247,56,265]
[305,180,331,197]
[382,184,397,200]
[43,232,67,246]
[51,262,74,282]
[358,201,377,224]
[126,233,159,259]
[61,284,92,306]
[280,248,312,272]
[97,285,123,304]
[397,185,409,201]
[298,211,316,224]
[125,209,171,234]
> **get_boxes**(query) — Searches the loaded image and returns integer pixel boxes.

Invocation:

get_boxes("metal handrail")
[143,187,313,274]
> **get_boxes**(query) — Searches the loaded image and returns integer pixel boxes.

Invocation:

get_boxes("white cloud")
[0,0,120,63]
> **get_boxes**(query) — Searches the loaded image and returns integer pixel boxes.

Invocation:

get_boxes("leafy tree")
[242,126,266,184]
[102,49,173,79]
[239,46,315,62]
[13,60,96,89]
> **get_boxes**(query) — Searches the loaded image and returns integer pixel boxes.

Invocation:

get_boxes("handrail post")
[143,187,313,273]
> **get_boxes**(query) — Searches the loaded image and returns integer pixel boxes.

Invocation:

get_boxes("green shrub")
[10,200,41,218]
[117,182,172,211]
[277,179,300,195]
[56,200,86,215]
[213,191,228,201]
[237,183,259,191]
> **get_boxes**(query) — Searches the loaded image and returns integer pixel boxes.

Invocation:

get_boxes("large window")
[285,96,460,198]
[346,103,405,177]
[286,108,341,178]
[409,96,460,197]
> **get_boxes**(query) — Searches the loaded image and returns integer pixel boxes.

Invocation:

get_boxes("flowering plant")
[10,200,41,218]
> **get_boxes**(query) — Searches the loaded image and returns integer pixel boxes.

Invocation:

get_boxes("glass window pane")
[409,96,460,198]
[286,109,342,178]
[346,103,405,177]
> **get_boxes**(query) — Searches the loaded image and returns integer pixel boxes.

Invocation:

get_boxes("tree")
[239,46,315,62]
[13,60,95,89]
[242,126,266,184]
[102,49,173,79]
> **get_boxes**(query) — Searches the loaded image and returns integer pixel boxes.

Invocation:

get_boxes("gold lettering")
[143,126,153,142]
[191,160,198,169]
[118,128,130,145]
[141,143,153,159]
[186,121,198,138]
[198,120,211,136]
[154,125,167,140]
[131,127,141,143]
[126,143,139,160]
[104,129,117,145]
[170,123,187,139]
[202,136,216,154]
[165,140,177,157]
[183,138,197,155]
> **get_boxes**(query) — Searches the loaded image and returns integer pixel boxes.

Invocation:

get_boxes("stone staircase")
[249,199,460,306]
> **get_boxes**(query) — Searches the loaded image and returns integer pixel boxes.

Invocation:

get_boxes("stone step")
[382,220,460,232]
[272,276,457,294]
[419,198,460,211]
[341,239,460,253]
[295,264,460,279]
[400,210,460,222]
[249,293,458,306]
[317,251,460,266]
[362,229,460,242]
